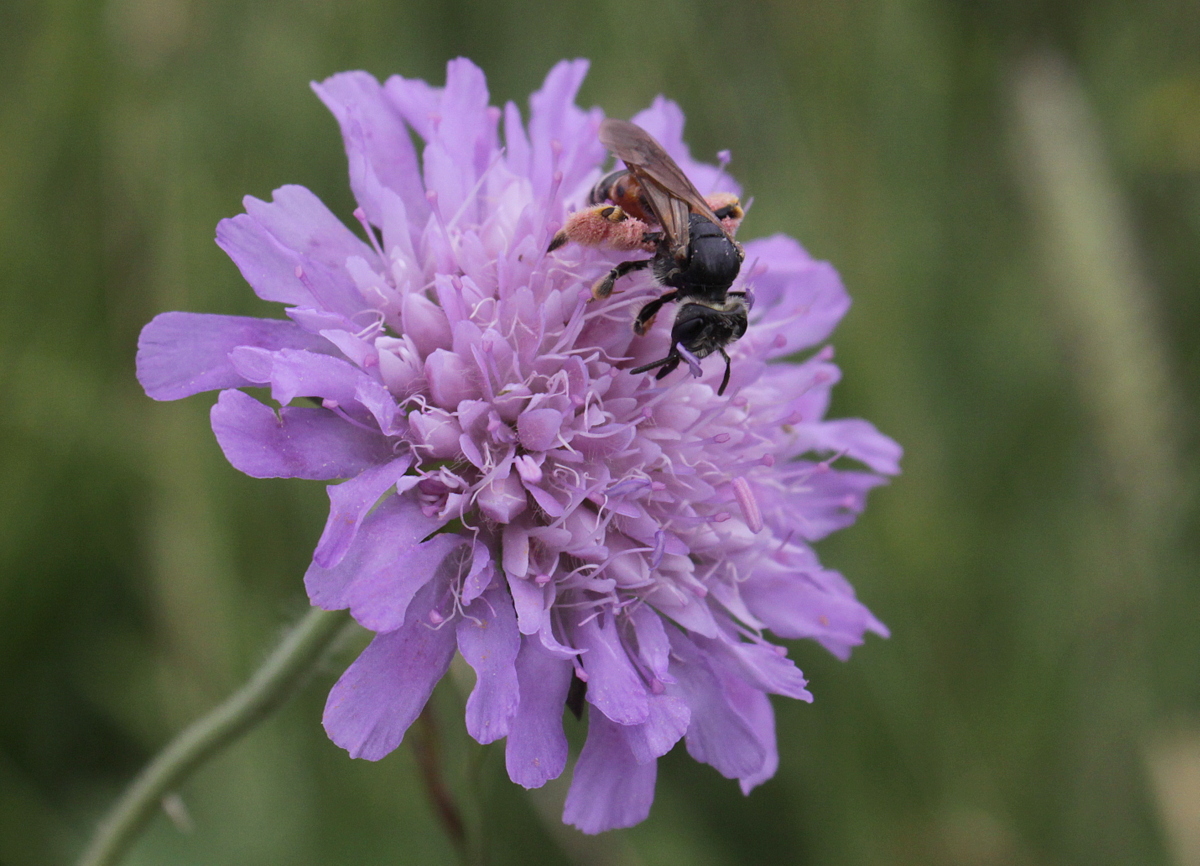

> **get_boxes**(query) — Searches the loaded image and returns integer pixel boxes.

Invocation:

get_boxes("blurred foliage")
[2,0,1199,864]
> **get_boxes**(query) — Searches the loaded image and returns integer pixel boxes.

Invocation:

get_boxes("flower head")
[137,58,900,833]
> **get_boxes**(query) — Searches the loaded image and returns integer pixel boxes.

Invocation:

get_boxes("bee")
[548,119,749,396]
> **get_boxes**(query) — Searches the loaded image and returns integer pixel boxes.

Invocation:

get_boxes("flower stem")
[76,606,352,866]
[411,704,472,864]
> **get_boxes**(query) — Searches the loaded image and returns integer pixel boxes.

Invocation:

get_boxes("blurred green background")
[3,0,1199,863]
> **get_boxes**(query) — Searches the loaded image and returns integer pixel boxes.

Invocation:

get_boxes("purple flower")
[136,58,900,834]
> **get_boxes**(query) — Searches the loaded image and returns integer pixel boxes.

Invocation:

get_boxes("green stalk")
[77,606,352,866]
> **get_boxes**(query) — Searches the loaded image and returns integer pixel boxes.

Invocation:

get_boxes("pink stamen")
[732,476,764,533]
[352,207,387,263]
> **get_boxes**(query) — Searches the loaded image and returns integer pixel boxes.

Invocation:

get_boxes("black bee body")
[656,213,742,297]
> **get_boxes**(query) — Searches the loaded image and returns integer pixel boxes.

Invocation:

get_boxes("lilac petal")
[502,523,530,578]
[305,495,460,632]
[574,613,649,726]
[477,468,527,523]
[741,568,888,661]
[313,456,415,569]
[136,312,329,401]
[801,418,903,476]
[215,215,313,307]
[384,72,439,148]
[401,292,453,358]
[242,184,376,272]
[525,59,604,202]
[343,533,464,633]
[644,584,720,637]
[771,468,890,542]
[517,407,563,452]
[760,348,838,425]
[425,348,479,409]
[502,101,531,180]
[667,630,767,780]
[537,621,580,659]
[507,572,546,635]
[323,579,457,760]
[460,540,494,604]
[629,604,671,684]
[311,71,429,231]
[623,693,690,765]
[525,482,564,517]
[743,235,850,355]
[457,585,521,744]
[216,210,366,319]
[725,677,778,794]
[697,633,812,702]
[408,408,462,459]
[228,347,378,412]
[354,376,405,437]
[562,713,657,834]
[211,389,392,480]
[419,59,494,220]
[321,327,377,370]
[505,637,572,789]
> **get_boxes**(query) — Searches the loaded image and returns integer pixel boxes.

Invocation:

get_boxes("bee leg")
[549,205,637,253]
[653,356,682,380]
[592,258,652,300]
[633,291,678,335]
[717,348,733,396]
[630,351,680,378]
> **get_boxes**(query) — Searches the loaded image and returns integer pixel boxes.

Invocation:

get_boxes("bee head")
[629,294,749,396]
[670,296,749,360]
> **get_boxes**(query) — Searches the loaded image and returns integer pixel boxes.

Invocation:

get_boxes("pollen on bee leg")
[565,206,625,245]
[607,215,654,251]
[549,205,652,255]
[706,192,745,234]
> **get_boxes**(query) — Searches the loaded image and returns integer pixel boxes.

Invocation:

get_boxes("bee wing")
[634,179,694,261]
[599,119,727,260]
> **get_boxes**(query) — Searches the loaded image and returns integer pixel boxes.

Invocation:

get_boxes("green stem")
[411,704,471,864]
[76,606,352,866]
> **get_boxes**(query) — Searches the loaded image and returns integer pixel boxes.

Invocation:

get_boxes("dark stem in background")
[411,703,475,864]
[75,607,353,866]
